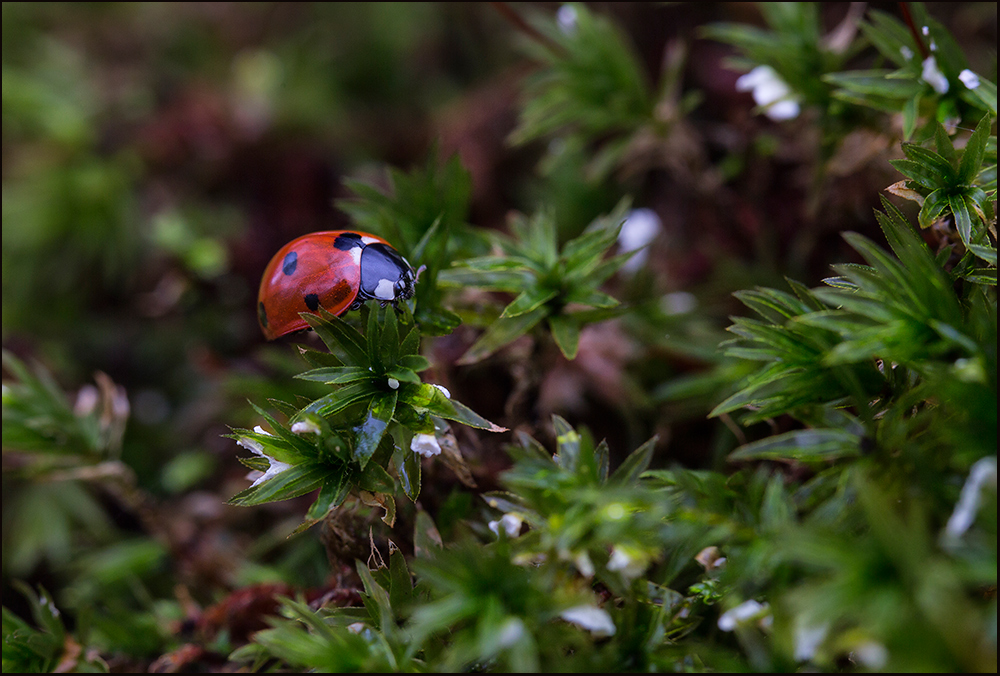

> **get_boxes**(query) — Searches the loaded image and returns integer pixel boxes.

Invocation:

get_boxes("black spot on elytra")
[333,232,363,251]
[258,302,269,328]
[282,251,298,276]
[304,293,320,311]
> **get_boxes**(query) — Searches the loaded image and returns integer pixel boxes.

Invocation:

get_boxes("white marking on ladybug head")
[374,278,396,300]
[349,246,364,266]
[361,235,381,245]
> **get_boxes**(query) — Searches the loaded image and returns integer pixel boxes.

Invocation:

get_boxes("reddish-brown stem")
[898,2,930,60]
[490,2,567,58]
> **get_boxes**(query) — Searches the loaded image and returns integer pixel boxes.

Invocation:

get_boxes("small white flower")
[694,546,726,571]
[793,619,830,661]
[291,419,320,435]
[921,25,930,36]
[735,65,801,121]
[411,432,442,458]
[943,456,997,544]
[921,56,949,94]
[557,5,578,35]
[432,384,451,399]
[574,551,595,578]
[74,385,99,417]
[718,600,770,631]
[248,455,292,488]
[603,503,627,520]
[900,45,914,61]
[607,545,648,580]
[959,69,981,90]
[238,425,291,487]
[853,641,888,669]
[347,622,366,634]
[661,291,697,315]
[488,513,523,537]
[387,377,399,390]
[618,208,662,273]
[496,617,526,647]
[560,605,616,637]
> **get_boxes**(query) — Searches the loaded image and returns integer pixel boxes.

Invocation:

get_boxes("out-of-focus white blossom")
[618,208,661,273]
[557,5,578,35]
[661,291,697,315]
[607,545,649,580]
[387,377,400,390]
[694,546,726,571]
[853,641,888,669]
[496,617,526,647]
[411,433,442,458]
[793,619,830,661]
[959,69,981,89]
[574,551,595,578]
[943,456,996,545]
[488,513,524,537]
[735,66,801,121]
[291,419,320,435]
[921,56,949,94]
[718,600,771,631]
[560,605,616,637]
[900,45,914,61]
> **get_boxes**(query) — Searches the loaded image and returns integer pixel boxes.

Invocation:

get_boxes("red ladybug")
[257,231,417,340]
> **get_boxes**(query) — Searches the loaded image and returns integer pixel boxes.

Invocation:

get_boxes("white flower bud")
[560,605,616,637]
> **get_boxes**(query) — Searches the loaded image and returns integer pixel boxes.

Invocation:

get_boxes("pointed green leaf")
[917,188,950,228]
[889,158,945,191]
[388,547,414,609]
[302,382,377,417]
[380,307,400,369]
[396,440,422,502]
[356,561,394,636]
[548,314,582,360]
[304,470,351,522]
[229,463,332,506]
[357,458,396,494]
[968,243,997,266]
[354,391,398,468]
[414,509,443,558]
[458,306,548,365]
[608,437,656,486]
[949,192,973,246]
[302,312,369,367]
[296,366,375,384]
[502,287,558,319]
[957,115,992,184]
[728,428,861,462]
[900,144,957,184]
[399,326,420,357]
[552,415,580,472]
[366,304,382,371]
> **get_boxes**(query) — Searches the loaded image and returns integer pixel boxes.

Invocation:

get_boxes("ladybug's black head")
[358,243,417,304]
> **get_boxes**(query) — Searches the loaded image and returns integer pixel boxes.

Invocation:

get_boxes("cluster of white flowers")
[488,513,524,537]
[735,66,801,121]
[717,599,771,632]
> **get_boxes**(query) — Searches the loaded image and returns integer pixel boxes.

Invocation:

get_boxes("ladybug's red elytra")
[257,230,417,340]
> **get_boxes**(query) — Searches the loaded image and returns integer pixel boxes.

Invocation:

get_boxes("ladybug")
[257,230,417,340]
